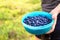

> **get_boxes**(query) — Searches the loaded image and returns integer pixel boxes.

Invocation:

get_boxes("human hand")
[46,4,60,34]
[46,9,58,34]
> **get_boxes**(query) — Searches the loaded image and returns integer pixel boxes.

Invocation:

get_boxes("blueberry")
[31,17,34,20]
[36,23,40,26]
[27,16,32,19]
[33,22,37,26]
[48,19,52,23]
[34,16,38,20]
[24,20,29,25]
[23,15,52,27]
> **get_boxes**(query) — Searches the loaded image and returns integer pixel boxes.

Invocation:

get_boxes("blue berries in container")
[21,11,54,35]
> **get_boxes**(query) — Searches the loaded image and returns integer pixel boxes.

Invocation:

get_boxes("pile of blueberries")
[23,15,52,26]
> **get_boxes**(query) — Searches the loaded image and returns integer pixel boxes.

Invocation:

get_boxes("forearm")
[54,4,60,14]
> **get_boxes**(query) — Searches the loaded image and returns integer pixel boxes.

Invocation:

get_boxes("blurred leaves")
[0,0,42,40]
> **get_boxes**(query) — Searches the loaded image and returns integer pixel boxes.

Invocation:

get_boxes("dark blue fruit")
[23,15,52,27]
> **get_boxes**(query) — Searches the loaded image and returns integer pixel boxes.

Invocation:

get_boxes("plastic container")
[21,11,54,35]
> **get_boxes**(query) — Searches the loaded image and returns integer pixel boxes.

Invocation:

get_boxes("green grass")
[0,0,42,40]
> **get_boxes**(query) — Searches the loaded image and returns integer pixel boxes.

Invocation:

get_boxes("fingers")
[51,18,57,31]
[52,14,57,19]
[46,18,57,34]
[50,12,57,20]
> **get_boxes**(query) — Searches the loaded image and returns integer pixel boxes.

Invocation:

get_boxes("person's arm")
[46,4,60,34]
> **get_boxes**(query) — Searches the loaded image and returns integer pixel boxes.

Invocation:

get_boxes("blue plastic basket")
[21,11,54,35]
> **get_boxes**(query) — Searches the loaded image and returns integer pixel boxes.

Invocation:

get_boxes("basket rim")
[21,11,54,30]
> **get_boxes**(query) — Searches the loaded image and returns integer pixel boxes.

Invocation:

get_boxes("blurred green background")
[0,0,42,40]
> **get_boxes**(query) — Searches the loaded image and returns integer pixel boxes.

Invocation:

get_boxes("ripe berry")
[23,15,52,27]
